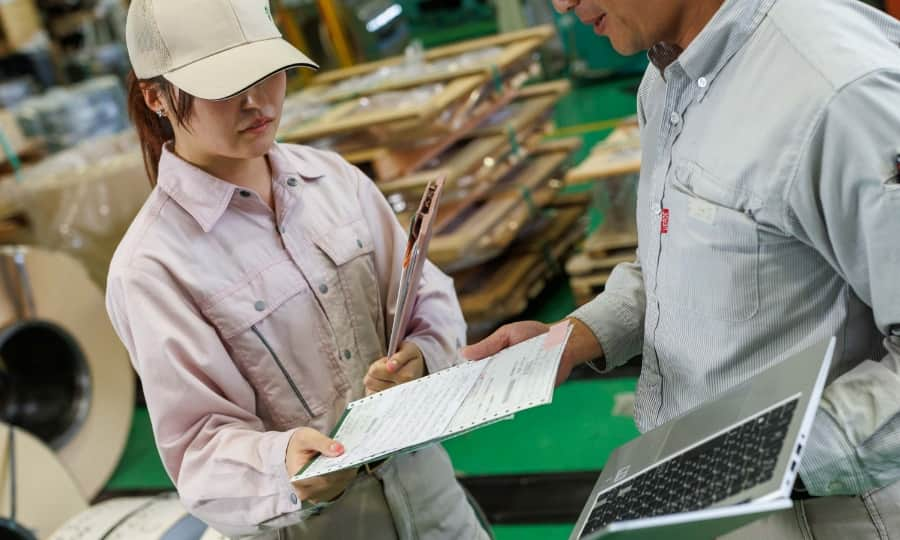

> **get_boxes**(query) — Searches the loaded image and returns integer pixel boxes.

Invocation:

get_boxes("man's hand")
[462,318,604,386]
[286,428,356,505]
[462,320,550,360]
[364,341,426,395]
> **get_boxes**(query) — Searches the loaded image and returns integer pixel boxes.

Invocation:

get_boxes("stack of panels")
[564,120,641,306]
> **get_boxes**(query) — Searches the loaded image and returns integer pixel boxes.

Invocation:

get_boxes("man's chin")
[607,38,643,57]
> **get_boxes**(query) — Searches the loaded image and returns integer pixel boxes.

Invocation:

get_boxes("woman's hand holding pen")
[364,341,425,395]
[286,428,356,505]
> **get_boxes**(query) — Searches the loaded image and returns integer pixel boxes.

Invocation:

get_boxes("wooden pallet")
[376,130,539,204]
[470,79,570,138]
[308,26,555,101]
[417,138,580,272]
[565,118,641,185]
[281,62,541,182]
[568,223,638,306]
[278,74,487,143]
[374,80,570,196]
[456,202,588,338]
[361,83,521,181]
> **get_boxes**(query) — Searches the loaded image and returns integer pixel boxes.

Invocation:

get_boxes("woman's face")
[164,71,287,161]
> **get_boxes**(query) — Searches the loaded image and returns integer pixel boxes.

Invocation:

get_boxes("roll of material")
[0,246,134,499]
[0,423,88,540]
[49,494,227,540]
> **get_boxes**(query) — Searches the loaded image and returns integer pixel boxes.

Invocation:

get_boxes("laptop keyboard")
[580,398,798,538]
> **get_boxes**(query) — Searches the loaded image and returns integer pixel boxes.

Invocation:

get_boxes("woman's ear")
[139,81,167,116]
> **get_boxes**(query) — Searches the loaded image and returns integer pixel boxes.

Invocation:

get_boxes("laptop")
[571,337,835,540]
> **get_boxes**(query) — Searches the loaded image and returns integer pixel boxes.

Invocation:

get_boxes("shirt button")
[653,204,662,215]
[290,492,298,504]
[286,177,298,187]
[697,76,708,88]
[239,190,251,198]
[669,112,681,125]
[254,300,266,312]
[343,349,352,360]
[319,284,328,294]
[356,239,363,249]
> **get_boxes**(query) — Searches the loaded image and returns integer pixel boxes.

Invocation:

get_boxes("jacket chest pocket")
[310,219,385,374]
[657,163,761,322]
[201,258,338,429]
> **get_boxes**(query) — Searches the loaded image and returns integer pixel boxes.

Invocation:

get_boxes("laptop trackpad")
[657,385,751,459]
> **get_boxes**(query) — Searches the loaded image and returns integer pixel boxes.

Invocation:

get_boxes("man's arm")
[785,69,900,495]
[463,253,645,384]
[569,253,646,372]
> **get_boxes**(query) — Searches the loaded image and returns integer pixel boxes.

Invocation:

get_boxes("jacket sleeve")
[106,267,318,536]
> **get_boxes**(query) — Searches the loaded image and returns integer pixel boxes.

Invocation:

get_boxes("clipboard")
[386,176,446,359]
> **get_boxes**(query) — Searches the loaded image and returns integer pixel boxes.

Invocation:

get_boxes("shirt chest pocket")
[657,162,761,322]
[309,219,384,371]
[201,259,339,429]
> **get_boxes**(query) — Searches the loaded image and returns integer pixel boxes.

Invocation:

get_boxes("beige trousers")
[723,479,900,539]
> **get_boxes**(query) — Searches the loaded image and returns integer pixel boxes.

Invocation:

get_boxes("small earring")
[156,109,166,118]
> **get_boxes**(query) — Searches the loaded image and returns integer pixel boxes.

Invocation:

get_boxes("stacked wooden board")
[454,192,591,340]
[276,27,556,181]
[564,119,641,306]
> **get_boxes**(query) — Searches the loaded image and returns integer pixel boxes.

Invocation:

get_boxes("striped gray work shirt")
[573,0,900,496]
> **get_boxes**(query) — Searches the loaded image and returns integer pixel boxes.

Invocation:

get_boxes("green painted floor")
[494,524,575,540]
[104,75,641,538]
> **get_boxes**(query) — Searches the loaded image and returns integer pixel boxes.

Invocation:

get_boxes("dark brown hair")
[126,70,196,185]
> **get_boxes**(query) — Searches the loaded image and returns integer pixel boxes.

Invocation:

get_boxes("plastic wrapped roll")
[0,131,151,290]
[49,494,227,540]
[0,423,88,540]
[0,246,134,499]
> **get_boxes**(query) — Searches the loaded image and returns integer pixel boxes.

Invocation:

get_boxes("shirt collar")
[157,142,326,232]
[659,0,777,87]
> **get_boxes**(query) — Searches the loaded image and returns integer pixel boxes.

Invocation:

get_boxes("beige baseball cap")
[126,0,318,100]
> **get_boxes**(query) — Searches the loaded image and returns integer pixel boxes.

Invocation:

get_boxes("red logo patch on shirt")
[660,208,670,234]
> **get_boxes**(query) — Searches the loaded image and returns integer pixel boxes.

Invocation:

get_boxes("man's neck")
[671,0,725,50]
[649,0,725,73]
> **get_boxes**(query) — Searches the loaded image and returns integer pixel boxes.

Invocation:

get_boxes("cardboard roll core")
[49,495,227,540]
[0,423,88,540]
[0,320,91,450]
[0,247,133,499]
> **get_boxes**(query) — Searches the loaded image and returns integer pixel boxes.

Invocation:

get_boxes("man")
[463,0,900,537]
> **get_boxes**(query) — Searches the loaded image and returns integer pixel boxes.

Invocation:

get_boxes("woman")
[106,1,489,538]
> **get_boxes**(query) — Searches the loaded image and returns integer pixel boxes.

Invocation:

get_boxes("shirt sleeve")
[106,267,319,536]
[569,251,646,370]
[784,69,900,495]
[352,166,468,372]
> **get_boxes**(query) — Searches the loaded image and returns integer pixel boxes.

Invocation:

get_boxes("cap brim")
[164,38,318,101]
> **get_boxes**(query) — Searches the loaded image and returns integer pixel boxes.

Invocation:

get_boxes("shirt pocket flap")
[312,219,375,266]
[673,161,762,215]
[202,258,311,339]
